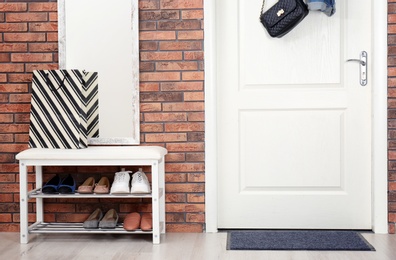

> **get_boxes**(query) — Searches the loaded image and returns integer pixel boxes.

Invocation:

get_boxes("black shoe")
[41,175,61,194]
[58,174,76,194]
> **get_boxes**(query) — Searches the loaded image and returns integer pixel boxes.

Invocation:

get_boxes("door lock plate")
[347,51,367,86]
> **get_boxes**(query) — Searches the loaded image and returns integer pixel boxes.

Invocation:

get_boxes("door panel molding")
[239,109,345,191]
[239,1,341,86]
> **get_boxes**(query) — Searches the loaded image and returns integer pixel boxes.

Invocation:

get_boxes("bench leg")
[19,162,29,244]
[152,161,160,244]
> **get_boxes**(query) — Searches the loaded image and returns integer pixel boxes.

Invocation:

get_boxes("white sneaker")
[110,171,131,194]
[131,168,151,193]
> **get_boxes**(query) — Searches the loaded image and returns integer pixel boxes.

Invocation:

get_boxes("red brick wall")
[140,0,205,232]
[2,0,395,234]
[0,0,204,232]
[0,2,58,232]
[389,0,396,234]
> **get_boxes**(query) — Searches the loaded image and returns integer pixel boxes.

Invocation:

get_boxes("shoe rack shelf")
[29,223,156,234]
[16,146,167,244]
[28,188,158,199]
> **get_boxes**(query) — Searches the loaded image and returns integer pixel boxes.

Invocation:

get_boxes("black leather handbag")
[260,0,309,38]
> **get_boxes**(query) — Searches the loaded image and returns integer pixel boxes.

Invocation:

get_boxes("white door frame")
[204,0,389,233]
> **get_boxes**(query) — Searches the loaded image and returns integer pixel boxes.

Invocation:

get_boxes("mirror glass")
[58,0,139,144]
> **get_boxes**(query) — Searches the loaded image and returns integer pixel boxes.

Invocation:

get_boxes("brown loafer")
[94,177,110,194]
[140,213,152,231]
[99,209,118,229]
[123,212,141,231]
[77,177,95,194]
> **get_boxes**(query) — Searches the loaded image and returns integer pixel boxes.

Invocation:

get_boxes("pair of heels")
[42,174,76,194]
[83,208,119,229]
[77,176,110,194]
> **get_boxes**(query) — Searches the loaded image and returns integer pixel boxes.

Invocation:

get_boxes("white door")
[217,0,372,229]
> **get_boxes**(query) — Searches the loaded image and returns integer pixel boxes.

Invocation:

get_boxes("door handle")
[346,51,367,86]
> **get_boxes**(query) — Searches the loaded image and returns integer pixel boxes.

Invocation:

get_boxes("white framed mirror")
[58,0,140,145]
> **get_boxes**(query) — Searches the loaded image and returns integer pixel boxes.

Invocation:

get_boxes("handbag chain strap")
[260,0,266,16]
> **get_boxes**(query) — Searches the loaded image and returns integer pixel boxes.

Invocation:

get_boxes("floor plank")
[2,232,396,260]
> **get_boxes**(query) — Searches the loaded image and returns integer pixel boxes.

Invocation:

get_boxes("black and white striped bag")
[28,69,99,149]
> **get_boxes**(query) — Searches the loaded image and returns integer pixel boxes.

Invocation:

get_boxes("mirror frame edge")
[57,0,140,145]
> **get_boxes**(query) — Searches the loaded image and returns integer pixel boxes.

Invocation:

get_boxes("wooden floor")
[2,232,396,259]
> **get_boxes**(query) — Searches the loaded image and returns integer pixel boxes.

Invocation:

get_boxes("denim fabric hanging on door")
[306,0,336,17]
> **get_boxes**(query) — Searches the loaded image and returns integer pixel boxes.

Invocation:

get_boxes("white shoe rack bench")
[16,146,167,244]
